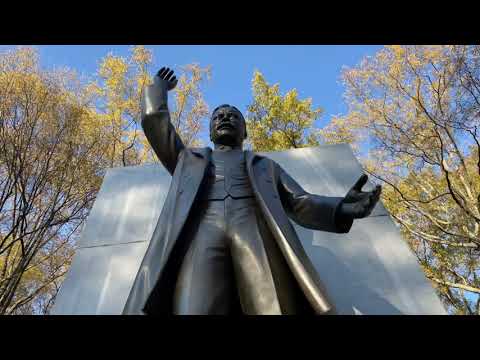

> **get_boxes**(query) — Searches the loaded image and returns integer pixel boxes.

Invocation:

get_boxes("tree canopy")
[246,71,323,151]
[0,46,212,314]
[321,46,480,314]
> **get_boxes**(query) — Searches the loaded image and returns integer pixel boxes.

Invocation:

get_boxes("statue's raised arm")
[141,67,184,175]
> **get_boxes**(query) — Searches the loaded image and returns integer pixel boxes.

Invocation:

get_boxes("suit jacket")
[122,109,353,315]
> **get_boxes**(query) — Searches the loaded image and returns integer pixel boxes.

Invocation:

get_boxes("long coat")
[122,110,353,315]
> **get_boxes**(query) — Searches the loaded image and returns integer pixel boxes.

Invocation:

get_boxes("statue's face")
[210,105,247,146]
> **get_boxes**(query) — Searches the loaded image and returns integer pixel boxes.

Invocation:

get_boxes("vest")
[199,149,254,200]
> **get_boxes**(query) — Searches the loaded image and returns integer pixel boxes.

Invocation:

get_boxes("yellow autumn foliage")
[321,45,480,314]
[0,46,211,314]
[246,71,323,151]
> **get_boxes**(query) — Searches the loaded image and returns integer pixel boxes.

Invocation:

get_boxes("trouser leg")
[227,197,283,315]
[173,201,238,315]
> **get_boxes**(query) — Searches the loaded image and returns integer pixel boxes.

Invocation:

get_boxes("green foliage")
[246,71,322,151]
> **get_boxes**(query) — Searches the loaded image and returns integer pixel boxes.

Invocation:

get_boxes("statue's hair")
[211,104,244,121]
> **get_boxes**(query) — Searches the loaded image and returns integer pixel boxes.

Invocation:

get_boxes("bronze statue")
[123,67,381,315]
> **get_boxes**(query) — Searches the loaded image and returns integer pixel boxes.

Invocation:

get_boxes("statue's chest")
[202,150,253,199]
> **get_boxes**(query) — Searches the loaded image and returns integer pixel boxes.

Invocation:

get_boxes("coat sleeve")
[276,164,353,233]
[140,77,185,175]
[141,109,185,176]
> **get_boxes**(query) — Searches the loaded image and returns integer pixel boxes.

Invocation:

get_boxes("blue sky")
[3,45,381,119]
[1,45,383,143]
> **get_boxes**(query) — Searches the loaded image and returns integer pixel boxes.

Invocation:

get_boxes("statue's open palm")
[142,67,178,116]
[340,174,381,219]
[155,67,178,91]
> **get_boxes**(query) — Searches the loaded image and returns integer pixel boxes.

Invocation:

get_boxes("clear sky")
[1,45,383,142]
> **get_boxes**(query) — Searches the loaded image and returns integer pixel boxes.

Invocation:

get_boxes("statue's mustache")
[216,121,235,130]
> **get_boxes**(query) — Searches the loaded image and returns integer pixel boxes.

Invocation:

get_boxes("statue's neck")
[214,143,242,151]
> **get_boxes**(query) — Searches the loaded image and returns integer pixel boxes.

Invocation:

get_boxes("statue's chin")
[212,131,239,147]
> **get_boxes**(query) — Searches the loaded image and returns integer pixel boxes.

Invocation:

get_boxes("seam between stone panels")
[78,239,148,249]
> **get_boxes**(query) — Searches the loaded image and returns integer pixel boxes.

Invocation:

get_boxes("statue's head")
[209,104,247,147]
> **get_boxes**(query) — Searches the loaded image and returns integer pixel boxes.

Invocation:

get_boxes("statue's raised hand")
[155,67,178,91]
[339,174,381,219]
[142,67,178,116]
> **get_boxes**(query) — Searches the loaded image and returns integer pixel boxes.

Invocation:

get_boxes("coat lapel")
[247,151,334,314]
[169,147,211,253]
[124,147,212,314]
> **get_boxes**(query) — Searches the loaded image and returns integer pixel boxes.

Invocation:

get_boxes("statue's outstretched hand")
[339,174,381,219]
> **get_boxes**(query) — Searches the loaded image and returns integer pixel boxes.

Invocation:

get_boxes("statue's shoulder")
[246,150,278,167]
[185,146,212,158]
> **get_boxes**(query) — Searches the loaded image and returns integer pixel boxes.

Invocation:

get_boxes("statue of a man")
[123,67,381,315]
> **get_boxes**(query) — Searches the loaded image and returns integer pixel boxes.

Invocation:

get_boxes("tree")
[246,71,323,151]
[321,45,480,314]
[92,45,153,168]
[0,46,212,314]
[93,48,211,166]
[169,64,211,147]
[0,47,105,314]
